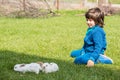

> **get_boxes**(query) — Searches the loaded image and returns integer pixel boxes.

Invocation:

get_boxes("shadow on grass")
[0,50,120,80]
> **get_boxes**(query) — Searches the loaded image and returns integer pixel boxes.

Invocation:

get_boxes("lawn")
[64,0,120,4]
[88,0,120,4]
[0,10,120,80]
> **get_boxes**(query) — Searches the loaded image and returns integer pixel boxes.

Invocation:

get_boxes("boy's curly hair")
[85,7,104,28]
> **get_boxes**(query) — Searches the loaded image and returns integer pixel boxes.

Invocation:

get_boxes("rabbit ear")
[37,62,43,66]
[20,64,25,67]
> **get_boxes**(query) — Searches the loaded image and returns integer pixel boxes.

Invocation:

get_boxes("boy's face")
[86,18,95,28]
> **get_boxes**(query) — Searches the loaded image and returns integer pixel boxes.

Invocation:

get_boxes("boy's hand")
[86,60,94,67]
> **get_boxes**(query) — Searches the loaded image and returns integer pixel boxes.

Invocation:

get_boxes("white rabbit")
[14,63,42,74]
[42,62,59,73]
[50,62,59,72]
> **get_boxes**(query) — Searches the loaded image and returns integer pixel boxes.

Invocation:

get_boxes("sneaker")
[97,54,113,64]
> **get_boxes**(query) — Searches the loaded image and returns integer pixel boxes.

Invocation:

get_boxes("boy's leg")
[70,49,85,58]
[74,53,90,64]
[98,54,113,64]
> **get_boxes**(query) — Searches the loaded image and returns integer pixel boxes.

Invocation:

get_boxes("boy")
[70,7,113,67]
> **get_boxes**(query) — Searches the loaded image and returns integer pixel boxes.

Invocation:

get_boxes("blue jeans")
[70,49,113,64]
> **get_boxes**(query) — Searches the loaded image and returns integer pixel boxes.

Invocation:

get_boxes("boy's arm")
[89,30,103,62]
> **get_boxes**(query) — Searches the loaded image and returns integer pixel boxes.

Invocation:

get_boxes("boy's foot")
[97,54,113,64]
[86,60,94,67]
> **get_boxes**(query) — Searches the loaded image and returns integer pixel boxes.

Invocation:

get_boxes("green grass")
[88,0,120,4]
[0,11,120,80]
[59,0,120,4]
[64,0,120,4]
[109,0,120,4]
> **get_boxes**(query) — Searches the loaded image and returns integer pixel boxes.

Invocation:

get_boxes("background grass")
[0,10,120,80]
[88,0,120,4]
[54,0,120,4]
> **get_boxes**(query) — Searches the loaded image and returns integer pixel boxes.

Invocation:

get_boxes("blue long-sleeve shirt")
[82,25,107,61]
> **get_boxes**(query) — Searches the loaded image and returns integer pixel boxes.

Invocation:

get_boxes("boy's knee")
[70,50,81,58]
[70,51,75,57]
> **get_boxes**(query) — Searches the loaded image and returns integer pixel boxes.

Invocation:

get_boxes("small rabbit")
[14,63,42,74]
[42,62,59,73]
